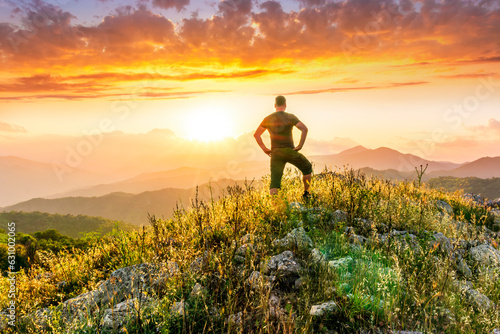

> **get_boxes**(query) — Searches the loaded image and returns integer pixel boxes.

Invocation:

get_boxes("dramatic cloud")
[0,68,292,100]
[152,0,190,11]
[469,118,500,138]
[0,0,499,99]
[0,121,27,133]
[284,81,429,95]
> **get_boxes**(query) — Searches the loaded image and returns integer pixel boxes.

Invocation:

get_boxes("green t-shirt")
[260,111,300,149]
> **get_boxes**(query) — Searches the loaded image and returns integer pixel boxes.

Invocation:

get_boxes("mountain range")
[2,146,500,225]
[2,179,248,225]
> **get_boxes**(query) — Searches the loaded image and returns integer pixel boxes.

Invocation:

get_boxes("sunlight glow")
[184,107,234,142]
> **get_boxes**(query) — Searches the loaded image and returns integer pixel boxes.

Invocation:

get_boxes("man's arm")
[294,121,308,151]
[254,126,271,156]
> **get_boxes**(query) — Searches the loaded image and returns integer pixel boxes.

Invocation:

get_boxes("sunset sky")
[1,0,500,169]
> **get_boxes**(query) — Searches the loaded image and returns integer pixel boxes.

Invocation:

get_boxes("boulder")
[469,244,500,269]
[101,295,153,330]
[310,248,327,265]
[436,200,453,215]
[453,281,495,311]
[310,301,338,317]
[432,232,452,255]
[264,251,301,278]
[246,271,275,290]
[331,210,348,224]
[272,227,313,250]
[463,193,485,206]
[61,262,178,322]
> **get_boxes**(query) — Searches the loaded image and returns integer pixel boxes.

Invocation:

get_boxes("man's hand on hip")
[293,146,303,151]
[264,148,272,156]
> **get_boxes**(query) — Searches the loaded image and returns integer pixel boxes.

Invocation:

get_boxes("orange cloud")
[0,121,27,133]
[283,81,429,95]
[1,0,499,99]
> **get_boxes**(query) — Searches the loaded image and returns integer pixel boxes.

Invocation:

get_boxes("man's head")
[275,95,286,110]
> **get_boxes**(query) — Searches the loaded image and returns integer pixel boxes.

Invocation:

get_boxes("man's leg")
[270,149,286,195]
[303,174,311,192]
[286,148,313,194]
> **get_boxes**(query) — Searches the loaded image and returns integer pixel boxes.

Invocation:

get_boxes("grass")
[0,167,499,333]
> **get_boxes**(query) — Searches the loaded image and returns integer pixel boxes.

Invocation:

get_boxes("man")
[254,95,313,198]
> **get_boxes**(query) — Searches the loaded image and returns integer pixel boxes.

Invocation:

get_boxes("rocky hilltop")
[1,170,500,333]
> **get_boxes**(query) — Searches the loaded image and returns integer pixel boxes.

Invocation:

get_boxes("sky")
[1,0,500,171]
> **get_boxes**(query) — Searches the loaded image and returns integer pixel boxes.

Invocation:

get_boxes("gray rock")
[310,248,327,264]
[453,281,495,311]
[354,218,375,234]
[240,234,262,244]
[391,230,409,236]
[463,193,485,206]
[246,271,275,290]
[102,296,153,330]
[269,293,284,318]
[328,256,353,270]
[380,231,420,252]
[56,281,67,290]
[190,283,204,298]
[272,227,313,250]
[469,244,500,269]
[228,312,243,329]
[457,258,472,278]
[432,232,452,254]
[22,307,52,330]
[491,329,500,334]
[491,210,500,231]
[236,243,255,257]
[348,234,367,245]
[234,255,245,264]
[344,226,355,235]
[331,210,348,224]
[61,262,178,322]
[436,200,453,215]
[264,251,301,278]
[170,300,185,316]
[310,301,338,316]
[294,277,304,290]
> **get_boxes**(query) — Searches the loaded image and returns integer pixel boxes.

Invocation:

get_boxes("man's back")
[260,111,300,149]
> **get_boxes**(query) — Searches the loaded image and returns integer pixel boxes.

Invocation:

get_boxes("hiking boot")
[302,191,310,200]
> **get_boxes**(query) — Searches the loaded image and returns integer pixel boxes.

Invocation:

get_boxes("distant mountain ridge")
[0,156,111,207]
[2,179,249,225]
[311,146,462,172]
[2,147,500,213]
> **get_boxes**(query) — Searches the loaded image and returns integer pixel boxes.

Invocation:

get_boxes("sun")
[184,108,234,142]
